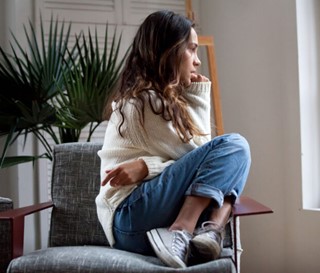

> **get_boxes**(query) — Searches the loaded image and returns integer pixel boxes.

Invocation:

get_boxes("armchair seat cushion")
[7,246,235,273]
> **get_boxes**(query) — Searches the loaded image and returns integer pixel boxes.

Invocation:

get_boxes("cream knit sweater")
[95,81,212,246]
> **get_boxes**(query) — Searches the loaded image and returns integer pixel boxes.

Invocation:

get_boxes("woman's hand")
[190,73,209,82]
[101,159,148,187]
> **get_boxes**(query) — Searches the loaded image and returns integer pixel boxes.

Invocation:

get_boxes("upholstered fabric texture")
[7,142,237,273]
[49,143,109,247]
[0,197,13,273]
[7,246,235,273]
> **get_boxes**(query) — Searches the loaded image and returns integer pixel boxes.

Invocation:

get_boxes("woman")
[95,10,251,268]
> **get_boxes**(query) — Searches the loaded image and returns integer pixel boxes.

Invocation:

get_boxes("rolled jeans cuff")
[185,183,225,207]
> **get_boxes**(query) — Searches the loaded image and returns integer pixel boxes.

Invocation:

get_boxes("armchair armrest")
[231,196,273,272]
[233,196,273,217]
[0,201,54,259]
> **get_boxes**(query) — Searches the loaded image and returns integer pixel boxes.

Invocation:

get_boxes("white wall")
[200,0,320,273]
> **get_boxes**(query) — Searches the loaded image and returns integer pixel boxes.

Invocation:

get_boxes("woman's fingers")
[101,169,118,186]
[101,159,148,187]
[191,74,209,82]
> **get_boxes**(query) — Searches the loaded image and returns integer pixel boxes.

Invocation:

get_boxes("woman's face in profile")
[179,28,201,87]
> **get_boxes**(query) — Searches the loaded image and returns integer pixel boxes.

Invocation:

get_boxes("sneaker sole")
[147,229,187,268]
[190,235,221,261]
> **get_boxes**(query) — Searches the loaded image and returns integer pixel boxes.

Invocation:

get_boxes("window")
[296,0,320,210]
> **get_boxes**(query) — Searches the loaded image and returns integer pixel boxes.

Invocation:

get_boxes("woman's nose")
[194,55,201,66]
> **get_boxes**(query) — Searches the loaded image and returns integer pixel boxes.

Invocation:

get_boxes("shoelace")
[171,230,191,262]
[196,221,225,248]
[197,221,224,234]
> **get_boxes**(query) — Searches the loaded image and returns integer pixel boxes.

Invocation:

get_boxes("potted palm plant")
[0,16,127,168]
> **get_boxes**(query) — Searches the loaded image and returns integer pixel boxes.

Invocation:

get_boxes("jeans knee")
[233,135,251,170]
[219,134,251,194]
[215,133,251,165]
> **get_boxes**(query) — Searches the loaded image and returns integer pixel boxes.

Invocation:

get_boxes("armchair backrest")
[49,142,109,247]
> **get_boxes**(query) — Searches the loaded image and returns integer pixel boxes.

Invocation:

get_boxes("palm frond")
[54,24,128,141]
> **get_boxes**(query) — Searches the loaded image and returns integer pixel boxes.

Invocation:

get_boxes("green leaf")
[0,154,50,169]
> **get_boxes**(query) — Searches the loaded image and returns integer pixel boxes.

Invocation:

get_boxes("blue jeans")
[113,133,251,255]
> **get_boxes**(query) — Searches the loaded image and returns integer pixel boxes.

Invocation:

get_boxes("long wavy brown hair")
[109,10,205,143]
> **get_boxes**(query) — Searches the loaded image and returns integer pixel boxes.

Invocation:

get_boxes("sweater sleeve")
[183,81,212,144]
[138,156,175,180]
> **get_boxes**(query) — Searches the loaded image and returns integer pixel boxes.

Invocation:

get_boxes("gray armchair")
[0,142,272,273]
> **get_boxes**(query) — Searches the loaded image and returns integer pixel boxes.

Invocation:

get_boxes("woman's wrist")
[138,158,149,179]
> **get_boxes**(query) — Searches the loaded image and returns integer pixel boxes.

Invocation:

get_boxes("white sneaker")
[147,228,193,268]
